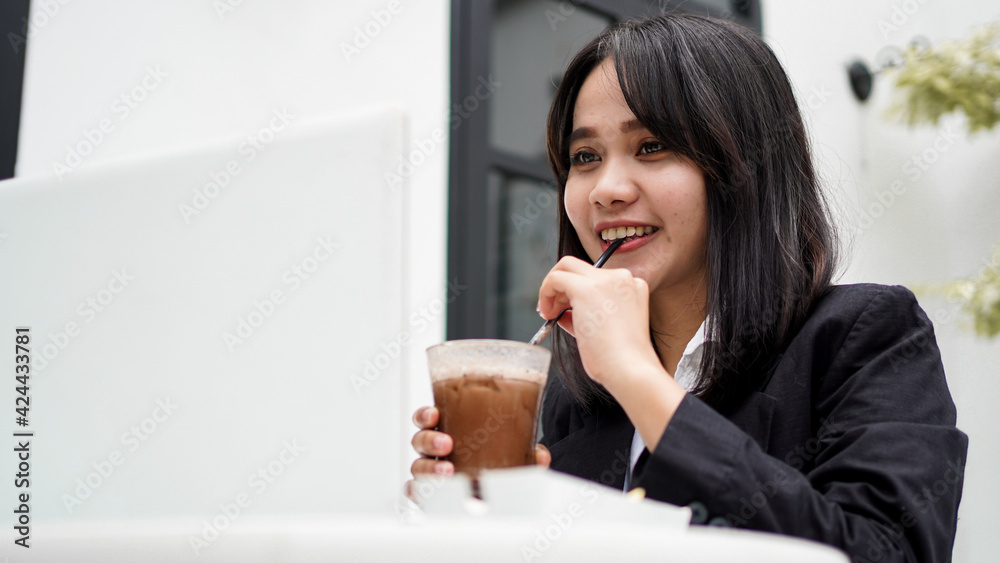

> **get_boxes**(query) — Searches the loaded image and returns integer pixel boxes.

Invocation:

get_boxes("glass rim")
[426,338,551,356]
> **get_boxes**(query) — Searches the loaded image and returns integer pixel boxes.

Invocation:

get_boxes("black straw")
[528,238,625,345]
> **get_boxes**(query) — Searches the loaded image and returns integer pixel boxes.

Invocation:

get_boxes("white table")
[14,515,850,562]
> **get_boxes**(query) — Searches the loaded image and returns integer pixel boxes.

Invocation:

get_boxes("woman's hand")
[409,406,455,478]
[536,256,686,448]
[405,406,552,502]
[536,256,662,389]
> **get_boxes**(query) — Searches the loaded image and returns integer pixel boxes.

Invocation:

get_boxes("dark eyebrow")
[568,119,648,146]
[567,126,595,146]
[620,119,646,134]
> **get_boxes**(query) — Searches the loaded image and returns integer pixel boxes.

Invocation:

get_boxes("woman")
[411,14,966,562]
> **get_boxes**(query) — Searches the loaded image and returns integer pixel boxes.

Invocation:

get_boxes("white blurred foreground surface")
[11,516,851,562]
[14,469,848,562]
[416,465,692,527]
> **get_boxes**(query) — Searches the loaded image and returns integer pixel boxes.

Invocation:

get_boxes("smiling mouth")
[600,226,658,244]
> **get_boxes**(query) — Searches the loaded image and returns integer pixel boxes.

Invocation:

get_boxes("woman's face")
[564,58,709,301]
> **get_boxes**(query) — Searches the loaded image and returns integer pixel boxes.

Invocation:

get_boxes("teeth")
[600,226,657,241]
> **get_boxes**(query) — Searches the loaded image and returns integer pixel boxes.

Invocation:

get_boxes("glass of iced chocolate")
[427,339,550,480]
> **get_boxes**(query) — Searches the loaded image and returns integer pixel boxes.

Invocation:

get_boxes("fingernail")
[433,435,447,451]
[435,463,453,476]
[535,300,541,313]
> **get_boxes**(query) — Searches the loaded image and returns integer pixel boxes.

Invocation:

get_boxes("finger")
[535,444,551,469]
[556,309,576,338]
[411,429,453,457]
[553,254,601,273]
[412,406,439,429]
[537,269,586,318]
[410,457,455,477]
[536,257,599,316]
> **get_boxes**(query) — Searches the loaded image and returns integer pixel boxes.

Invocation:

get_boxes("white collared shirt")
[624,320,707,491]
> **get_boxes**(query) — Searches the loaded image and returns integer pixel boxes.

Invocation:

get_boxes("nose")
[589,158,639,208]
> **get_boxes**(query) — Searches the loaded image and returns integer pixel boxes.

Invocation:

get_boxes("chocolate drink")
[433,373,543,478]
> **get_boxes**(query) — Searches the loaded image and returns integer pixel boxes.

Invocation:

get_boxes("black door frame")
[0,0,31,180]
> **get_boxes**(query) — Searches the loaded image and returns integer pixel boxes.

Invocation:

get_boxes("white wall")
[16,0,450,491]
[763,2,1000,561]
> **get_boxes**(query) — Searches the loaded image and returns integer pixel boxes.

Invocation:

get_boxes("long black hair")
[546,15,837,414]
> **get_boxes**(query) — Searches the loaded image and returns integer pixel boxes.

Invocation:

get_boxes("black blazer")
[541,284,968,563]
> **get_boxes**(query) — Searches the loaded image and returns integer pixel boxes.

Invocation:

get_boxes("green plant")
[917,244,1000,338]
[886,21,1000,337]
[888,20,1000,133]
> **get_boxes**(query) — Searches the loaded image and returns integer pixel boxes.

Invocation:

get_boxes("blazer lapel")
[547,390,777,487]
[547,402,634,490]
[727,391,778,453]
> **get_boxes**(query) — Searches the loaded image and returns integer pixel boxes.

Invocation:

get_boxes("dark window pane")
[490,0,611,162]
[691,0,733,14]
[493,170,560,341]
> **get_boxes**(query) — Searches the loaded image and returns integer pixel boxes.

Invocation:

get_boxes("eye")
[569,150,599,166]
[638,140,666,155]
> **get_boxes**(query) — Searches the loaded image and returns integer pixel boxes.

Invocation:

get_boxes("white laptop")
[0,106,407,552]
